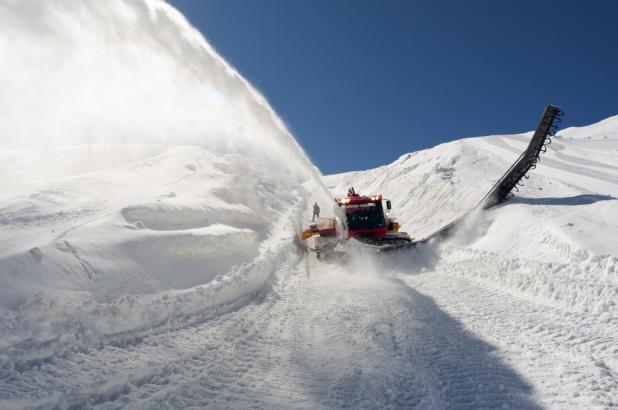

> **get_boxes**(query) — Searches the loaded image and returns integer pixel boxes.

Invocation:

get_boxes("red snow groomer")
[301,187,413,259]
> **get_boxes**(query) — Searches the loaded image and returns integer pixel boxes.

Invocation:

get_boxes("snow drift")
[0,0,329,359]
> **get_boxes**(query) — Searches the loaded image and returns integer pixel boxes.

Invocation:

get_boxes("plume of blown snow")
[0,0,329,200]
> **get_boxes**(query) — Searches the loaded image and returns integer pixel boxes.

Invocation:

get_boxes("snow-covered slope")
[325,116,618,314]
[325,116,618,408]
[0,0,329,360]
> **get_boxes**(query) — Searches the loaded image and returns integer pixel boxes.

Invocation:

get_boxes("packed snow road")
[4,247,616,409]
[3,252,549,409]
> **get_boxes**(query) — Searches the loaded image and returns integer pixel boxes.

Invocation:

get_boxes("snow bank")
[0,0,329,360]
[0,145,312,361]
[326,115,618,314]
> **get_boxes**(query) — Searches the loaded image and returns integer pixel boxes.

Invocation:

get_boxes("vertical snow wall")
[0,0,332,353]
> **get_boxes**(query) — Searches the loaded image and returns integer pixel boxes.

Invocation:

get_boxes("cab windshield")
[345,202,385,230]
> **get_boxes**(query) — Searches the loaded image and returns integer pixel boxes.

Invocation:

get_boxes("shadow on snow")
[288,261,540,408]
[511,194,615,206]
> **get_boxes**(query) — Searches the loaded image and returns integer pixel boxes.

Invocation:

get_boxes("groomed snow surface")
[1,0,617,408]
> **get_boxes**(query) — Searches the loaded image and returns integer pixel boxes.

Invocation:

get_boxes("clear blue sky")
[169,0,618,174]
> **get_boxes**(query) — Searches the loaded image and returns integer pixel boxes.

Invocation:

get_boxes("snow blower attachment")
[421,104,565,240]
[478,104,563,209]
[301,104,563,258]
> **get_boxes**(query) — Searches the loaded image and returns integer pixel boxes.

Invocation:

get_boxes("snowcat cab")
[335,187,411,249]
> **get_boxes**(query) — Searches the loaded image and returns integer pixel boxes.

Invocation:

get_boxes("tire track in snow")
[0,256,540,409]
[403,269,618,409]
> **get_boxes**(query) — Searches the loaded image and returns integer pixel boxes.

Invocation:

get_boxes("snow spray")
[0,0,330,199]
